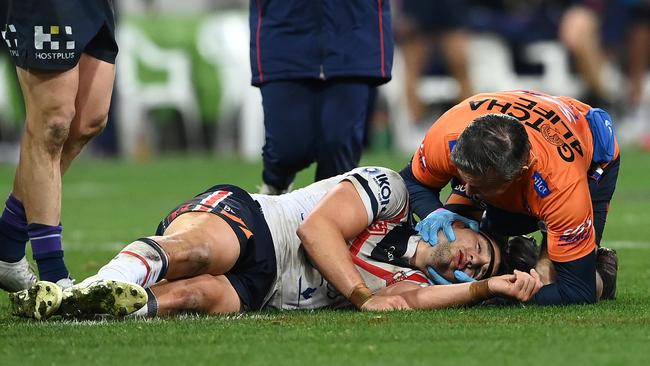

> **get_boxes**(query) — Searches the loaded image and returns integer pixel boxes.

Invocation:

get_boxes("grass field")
[1,150,649,366]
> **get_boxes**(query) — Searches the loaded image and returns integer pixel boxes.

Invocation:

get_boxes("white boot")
[0,257,37,292]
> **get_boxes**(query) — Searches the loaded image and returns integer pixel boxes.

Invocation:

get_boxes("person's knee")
[77,111,109,142]
[264,140,312,172]
[175,282,206,311]
[185,240,212,272]
[28,104,76,152]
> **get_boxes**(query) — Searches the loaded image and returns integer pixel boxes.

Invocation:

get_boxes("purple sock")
[28,223,69,282]
[0,194,28,262]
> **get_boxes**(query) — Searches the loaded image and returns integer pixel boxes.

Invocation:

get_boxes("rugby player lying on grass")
[9,167,541,319]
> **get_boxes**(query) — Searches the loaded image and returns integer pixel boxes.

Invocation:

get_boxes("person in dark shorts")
[0,0,118,291]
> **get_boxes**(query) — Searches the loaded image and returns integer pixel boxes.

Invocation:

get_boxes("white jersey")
[253,167,429,310]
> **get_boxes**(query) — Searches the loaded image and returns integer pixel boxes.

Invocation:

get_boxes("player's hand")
[360,295,411,311]
[416,208,479,245]
[488,269,543,302]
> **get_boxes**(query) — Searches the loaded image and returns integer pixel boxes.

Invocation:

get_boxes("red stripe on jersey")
[352,254,391,278]
[121,250,151,286]
[377,0,385,77]
[255,0,264,82]
[350,229,371,256]
[194,190,231,211]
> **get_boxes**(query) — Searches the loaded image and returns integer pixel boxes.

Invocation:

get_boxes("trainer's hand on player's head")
[416,208,479,245]
[361,294,411,311]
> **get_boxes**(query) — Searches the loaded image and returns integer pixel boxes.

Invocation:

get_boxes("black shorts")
[2,0,117,71]
[156,184,276,311]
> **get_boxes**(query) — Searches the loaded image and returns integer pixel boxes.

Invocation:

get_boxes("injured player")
[9,167,541,319]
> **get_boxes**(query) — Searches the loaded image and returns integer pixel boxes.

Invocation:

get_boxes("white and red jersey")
[254,167,429,310]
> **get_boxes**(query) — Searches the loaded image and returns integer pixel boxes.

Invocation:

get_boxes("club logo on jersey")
[533,172,551,198]
[540,125,565,147]
[373,173,391,206]
[367,221,389,235]
[559,217,593,245]
[33,25,75,60]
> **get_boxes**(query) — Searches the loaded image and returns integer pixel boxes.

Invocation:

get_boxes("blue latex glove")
[427,266,476,285]
[415,208,479,245]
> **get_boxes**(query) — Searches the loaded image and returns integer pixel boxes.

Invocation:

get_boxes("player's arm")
[400,162,444,219]
[298,169,409,310]
[530,187,598,305]
[376,270,543,309]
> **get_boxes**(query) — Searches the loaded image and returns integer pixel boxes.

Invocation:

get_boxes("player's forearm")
[297,218,365,298]
[399,281,491,309]
[399,164,443,219]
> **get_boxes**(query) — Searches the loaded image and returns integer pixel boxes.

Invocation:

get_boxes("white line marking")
[605,241,650,249]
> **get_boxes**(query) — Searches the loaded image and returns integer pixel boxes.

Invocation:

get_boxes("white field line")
[605,241,650,249]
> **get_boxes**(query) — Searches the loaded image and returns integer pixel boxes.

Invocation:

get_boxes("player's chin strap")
[426,266,476,285]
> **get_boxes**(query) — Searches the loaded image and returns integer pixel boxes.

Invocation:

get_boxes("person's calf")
[94,238,169,288]
[596,247,618,300]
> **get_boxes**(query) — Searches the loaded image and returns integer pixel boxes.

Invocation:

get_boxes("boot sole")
[60,280,147,318]
[9,281,62,320]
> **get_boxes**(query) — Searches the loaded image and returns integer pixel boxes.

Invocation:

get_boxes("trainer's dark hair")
[450,114,531,181]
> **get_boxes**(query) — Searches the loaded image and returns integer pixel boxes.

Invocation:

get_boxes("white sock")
[96,239,168,288]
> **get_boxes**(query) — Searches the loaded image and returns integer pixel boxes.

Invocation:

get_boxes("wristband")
[469,279,492,302]
[349,284,374,309]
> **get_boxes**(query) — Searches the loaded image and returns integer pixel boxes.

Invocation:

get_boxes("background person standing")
[249,0,393,194]
[0,0,118,290]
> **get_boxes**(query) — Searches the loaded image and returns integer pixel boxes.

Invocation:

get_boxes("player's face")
[429,225,501,282]
[457,170,512,198]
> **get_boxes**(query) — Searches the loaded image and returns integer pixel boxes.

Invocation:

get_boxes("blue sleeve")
[531,251,597,305]
[399,162,443,219]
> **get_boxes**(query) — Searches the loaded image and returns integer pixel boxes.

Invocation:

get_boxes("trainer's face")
[426,223,501,282]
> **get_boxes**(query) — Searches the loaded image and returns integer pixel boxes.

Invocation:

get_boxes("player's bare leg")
[440,30,472,102]
[145,274,241,317]
[400,33,428,122]
[0,55,115,291]
[560,6,608,103]
[10,65,79,286]
[81,212,242,289]
[60,54,114,173]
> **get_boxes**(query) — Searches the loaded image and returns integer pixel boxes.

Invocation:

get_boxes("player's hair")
[496,235,540,275]
[450,114,531,182]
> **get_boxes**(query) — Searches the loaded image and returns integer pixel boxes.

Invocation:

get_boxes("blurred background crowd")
[0,0,648,163]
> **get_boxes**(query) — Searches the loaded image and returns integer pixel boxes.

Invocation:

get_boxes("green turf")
[1,150,649,366]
